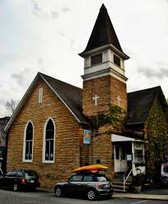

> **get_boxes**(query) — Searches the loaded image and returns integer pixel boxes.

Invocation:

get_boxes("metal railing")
[123,168,133,192]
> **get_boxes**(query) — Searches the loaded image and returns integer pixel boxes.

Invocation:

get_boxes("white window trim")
[42,117,56,163]
[23,120,34,162]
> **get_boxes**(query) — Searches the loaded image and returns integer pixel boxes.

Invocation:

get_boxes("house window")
[38,88,43,104]
[91,53,102,65]
[114,55,121,67]
[43,118,55,163]
[23,121,33,162]
[134,143,145,163]
[135,149,144,163]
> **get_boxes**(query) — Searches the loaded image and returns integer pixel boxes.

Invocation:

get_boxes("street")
[0,189,167,204]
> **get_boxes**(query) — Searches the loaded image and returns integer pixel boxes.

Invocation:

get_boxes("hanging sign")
[83,130,92,144]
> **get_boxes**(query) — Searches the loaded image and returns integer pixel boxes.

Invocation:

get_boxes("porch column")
[132,141,136,175]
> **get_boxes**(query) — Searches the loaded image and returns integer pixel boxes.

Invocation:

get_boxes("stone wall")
[82,74,126,179]
[83,75,127,117]
[7,79,83,187]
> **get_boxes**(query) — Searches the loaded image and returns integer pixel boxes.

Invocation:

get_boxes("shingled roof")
[39,73,87,124]
[126,86,168,125]
[80,4,129,59]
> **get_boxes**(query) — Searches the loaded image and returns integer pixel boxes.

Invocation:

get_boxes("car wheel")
[13,184,19,192]
[54,186,62,197]
[87,188,97,200]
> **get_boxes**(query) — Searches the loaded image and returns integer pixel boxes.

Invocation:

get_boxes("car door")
[2,171,12,187]
[64,174,83,196]
[4,171,17,188]
[82,175,94,191]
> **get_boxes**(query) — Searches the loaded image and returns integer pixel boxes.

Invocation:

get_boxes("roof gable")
[126,86,168,125]
[5,72,87,131]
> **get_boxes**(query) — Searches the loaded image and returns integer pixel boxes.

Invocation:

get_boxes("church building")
[5,4,168,189]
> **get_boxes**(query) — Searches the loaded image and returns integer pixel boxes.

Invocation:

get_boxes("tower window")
[91,53,102,65]
[114,55,121,67]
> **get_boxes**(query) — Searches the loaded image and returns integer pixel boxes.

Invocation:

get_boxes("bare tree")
[5,99,18,115]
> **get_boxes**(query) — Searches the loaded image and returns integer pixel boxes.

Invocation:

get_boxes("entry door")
[114,145,127,172]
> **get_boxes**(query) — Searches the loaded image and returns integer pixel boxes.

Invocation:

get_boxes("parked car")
[54,171,113,200]
[0,169,40,191]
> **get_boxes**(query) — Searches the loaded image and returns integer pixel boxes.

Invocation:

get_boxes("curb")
[113,193,168,201]
[37,187,53,193]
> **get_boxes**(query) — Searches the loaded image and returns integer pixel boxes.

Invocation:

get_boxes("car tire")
[13,184,19,192]
[54,186,62,197]
[87,188,97,200]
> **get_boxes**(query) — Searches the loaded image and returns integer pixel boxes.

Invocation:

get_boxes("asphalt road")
[0,189,167,204]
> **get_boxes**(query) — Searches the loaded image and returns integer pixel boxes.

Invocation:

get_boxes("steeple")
[81,4,129,117]
[80,4,129,60]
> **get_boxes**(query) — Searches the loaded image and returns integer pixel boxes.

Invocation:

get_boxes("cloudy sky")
[0,0,168,117]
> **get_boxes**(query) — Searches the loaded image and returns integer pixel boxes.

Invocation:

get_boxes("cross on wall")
[92,95,121,106]
[117,96,121,106]
[92,94,99,106]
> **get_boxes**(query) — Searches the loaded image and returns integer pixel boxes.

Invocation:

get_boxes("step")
[112,181,131,193]
[113,172,133,192]
[113,188,127,193]
[113,177,133,182]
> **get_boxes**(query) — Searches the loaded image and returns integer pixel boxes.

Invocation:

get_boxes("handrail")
[123,168,133,192]
[123,167,129,180]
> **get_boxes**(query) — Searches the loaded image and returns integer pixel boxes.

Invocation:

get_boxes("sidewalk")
[113,192,168,201]
[113,187,168,201]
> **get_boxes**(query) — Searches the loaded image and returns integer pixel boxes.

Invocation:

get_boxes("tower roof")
[80,4,129,59]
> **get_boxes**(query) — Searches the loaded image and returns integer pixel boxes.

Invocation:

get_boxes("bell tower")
[80,4,129,117]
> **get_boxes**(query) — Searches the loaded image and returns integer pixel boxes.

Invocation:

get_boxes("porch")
[111,134,146,192]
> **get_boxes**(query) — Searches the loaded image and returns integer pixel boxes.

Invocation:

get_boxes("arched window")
[43,118,55,162]
[23,121,33,161]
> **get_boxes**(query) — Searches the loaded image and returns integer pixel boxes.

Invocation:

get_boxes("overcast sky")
[0,0,168,117]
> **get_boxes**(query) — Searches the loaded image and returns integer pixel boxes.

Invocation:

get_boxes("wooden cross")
[93,94,99,106]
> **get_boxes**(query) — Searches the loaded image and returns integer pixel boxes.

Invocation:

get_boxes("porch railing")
[123,168,133,192]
